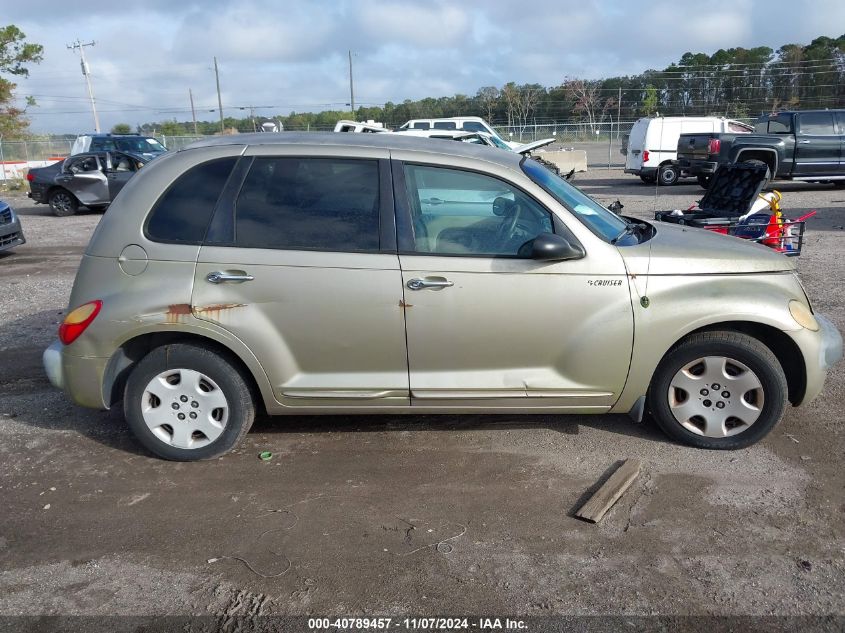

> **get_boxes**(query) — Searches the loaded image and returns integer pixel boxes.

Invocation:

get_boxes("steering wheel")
[495,203,523,244]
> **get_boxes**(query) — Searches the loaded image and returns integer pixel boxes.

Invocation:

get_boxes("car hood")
[515,138,556,154]
[619,220,795,275]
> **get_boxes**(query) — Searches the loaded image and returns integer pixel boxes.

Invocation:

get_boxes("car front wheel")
[124,342,256,460]
[647,331,787,449]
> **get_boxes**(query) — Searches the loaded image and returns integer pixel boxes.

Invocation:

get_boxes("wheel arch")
[666,320,806,406]
[103,330,273,414]
[47,185,77,202]
[734,148,778,175]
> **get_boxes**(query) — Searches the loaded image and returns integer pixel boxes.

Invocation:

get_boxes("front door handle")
[206,271,254,284]
[407,277,454,290]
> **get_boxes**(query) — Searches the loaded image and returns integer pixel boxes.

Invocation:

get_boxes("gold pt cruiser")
[43,133,842,460]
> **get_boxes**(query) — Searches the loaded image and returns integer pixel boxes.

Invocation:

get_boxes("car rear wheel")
[657,164,679,186]
[49,189,78,217]
[647,331,787,449]
[124,342,255,460]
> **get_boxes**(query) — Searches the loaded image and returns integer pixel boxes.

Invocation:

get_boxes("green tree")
[0,25,43,138]
[641,84,658,115]
[111,123,132,134]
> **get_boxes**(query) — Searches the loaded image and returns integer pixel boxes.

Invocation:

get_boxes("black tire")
[741,159,772,189]
[124,342,256,460]
[696,175,711,189]
[640,174,656,184]
[647,331,787,450]
[832,181,845,189]
[48,189,79,217]
[657,164,679,186]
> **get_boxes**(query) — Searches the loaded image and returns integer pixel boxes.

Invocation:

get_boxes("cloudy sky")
[6,0,845,134]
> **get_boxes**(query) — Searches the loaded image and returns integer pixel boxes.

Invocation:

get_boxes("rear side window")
[462,121,487,133]
[798,112,835,135]
[411,122,431,130]
[234,157,380,252]
[756,114,793,134]
[146,158,237,243]
[433,121,457,130]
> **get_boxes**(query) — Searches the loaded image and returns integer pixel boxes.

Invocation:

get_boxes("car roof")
[183,132,522,169]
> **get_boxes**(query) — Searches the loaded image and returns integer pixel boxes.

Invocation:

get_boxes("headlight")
[789,300,819,331]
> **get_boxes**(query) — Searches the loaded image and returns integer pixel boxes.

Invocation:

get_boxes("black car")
[27,151,150,216]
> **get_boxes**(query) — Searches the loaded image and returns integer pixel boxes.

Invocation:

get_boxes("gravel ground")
[0,170,843,627]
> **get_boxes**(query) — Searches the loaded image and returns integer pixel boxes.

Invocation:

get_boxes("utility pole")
[617,86,621,139]
[214,56,224,133]
[67,39,100,132]
[348,50,355,120]
[189,88,198,135]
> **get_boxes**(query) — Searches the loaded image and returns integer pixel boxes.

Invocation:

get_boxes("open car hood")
[515,138,556,155]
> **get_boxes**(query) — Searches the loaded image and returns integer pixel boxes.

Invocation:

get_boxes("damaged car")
[42,133,842,461]
[27,151,149,216]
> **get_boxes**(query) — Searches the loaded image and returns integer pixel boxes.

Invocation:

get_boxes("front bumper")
[0,216,26,252]
[793,313,843,404]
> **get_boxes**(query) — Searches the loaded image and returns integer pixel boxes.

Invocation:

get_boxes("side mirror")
[530,232,585,261]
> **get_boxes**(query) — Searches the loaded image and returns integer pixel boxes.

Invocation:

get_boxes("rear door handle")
[206,271,254,284]
[407,277,454,290]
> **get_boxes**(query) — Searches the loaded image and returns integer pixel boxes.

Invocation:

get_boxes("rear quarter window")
[145,157,237,244]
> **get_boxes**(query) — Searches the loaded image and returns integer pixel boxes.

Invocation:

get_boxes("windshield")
[521,158,628,242]
[115,137,167,153]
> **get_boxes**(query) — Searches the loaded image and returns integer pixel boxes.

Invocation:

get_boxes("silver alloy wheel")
[667,356,764,438]
[141,368,229,449]
[51,191,73,213]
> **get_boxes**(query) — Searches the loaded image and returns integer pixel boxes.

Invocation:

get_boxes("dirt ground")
[0,169,843,628]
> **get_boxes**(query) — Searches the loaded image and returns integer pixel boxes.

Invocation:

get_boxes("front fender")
[612,272,805,412]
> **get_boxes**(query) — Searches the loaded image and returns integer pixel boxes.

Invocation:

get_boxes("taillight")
[642,150,649,163]
[708,138,721,155]
[26,172,34,182]
[59,300,102,345]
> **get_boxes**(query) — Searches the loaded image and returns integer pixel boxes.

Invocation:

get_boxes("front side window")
[522,158,627,242]
[234,157,380,252]
[146,158,237,243]
[462,121,488,133]
[403,164,553,256]
[798,112,835,135]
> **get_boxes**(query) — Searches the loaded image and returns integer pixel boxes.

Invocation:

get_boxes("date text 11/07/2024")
[307,617,528,630]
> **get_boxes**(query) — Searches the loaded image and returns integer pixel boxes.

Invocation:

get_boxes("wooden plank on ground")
[575,458,642,523]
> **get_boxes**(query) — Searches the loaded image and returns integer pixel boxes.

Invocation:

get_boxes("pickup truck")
[676,110,845,189]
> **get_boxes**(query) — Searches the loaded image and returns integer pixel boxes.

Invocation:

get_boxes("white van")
[397,117,519,148]
[623,116,752,185]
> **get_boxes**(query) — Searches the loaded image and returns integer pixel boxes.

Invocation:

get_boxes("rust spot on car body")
[399,299,413,309]
[192,303,247,319]
[165,303,192,323]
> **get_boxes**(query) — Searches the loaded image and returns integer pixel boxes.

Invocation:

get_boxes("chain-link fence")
[493,120,638,144]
